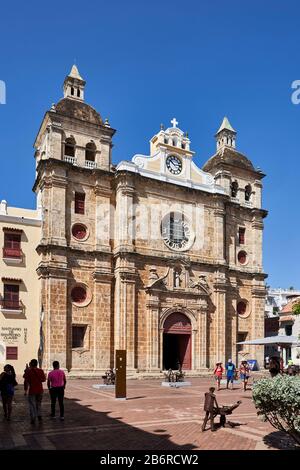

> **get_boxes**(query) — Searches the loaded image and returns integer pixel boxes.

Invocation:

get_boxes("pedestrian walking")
[0,365,18,421]
[269,356,280,378]
[201,387,219,432]
[213,362,224,391]
[47,361,66,420]
[225,359,236,390]
[239,360,250,391]
[23,359,46,424]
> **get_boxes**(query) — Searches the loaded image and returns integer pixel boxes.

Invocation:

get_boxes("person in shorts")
[225,359,236,390]
[213,362,224,391]
[239,360,250,391]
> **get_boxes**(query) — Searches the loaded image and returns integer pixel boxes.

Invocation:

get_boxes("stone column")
[199,299,208,369]
[41,164,67,247]
[214,170,231,196]
[93,269,114,371]
[251,279,266,366]
[146,295,161,372]
[213,273,227,367]
[114,257,137,372]
[115,174,135,252]
[229,282,238,366]
[37,263,69,371]
[94,185,112,252]
[253,180,263,209]
[99,135,113,171]
[251,213,264,271]
[214,199,226,263]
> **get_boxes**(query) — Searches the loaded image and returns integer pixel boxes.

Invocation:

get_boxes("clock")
[161,211,191,251]
[166,155,182,175]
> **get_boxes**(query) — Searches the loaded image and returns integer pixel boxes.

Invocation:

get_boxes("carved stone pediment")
[146,267,170,290]
[189,275,211,296]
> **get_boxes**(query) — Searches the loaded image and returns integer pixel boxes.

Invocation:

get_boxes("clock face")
[166,155,182,175]
[161,212,191,251]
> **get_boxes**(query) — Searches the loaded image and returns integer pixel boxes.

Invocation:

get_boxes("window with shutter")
[239,228,245,245]
[6,346,18,360]
[3,232,21,258]
[75,193,85,214]
[3,284,20,309]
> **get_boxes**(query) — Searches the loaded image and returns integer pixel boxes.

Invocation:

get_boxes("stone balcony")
[0,299,24,314]
[63,155,77,165]
[63,155,97,169]
[84,160,96,169]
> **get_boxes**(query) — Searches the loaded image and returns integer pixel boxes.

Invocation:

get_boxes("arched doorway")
[163,313,191,370]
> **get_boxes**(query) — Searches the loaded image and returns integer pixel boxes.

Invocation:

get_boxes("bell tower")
[215,116,236,150]
[63,64,86,101]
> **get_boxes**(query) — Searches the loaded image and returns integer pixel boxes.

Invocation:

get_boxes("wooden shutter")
[75,193,85,214]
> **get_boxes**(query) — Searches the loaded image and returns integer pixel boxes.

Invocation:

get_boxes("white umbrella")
[237,335,300,346]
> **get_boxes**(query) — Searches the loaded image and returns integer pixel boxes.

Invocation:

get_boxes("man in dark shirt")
[23,359,46,424]
[202,387,219,432]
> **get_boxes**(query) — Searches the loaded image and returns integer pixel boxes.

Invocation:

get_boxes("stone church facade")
[33,66,267,375]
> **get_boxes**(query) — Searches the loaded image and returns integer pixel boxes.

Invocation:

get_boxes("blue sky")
[0,0,299,288]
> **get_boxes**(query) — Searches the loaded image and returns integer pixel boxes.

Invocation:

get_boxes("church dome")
[55,98,103,126]
[202,146,255,173]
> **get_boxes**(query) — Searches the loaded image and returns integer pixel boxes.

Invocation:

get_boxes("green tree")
[292,303,300,315]
[252,375,300,445]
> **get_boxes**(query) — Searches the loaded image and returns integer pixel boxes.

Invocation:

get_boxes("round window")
[72,223,87,240]
[161,211,194,251]
[71,286,87,304]
[237,301,247,316]
[238,251,247,265]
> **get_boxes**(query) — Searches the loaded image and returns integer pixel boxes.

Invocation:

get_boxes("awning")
[1,277,22,283]
[237,335,300,346]
[279,315,295,322]
[2,227,23,233]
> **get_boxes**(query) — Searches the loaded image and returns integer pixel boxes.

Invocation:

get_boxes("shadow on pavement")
[0,387,197,451]
[263,431,300,450]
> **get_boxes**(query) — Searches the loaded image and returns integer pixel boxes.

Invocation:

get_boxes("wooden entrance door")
[163,313,192,370]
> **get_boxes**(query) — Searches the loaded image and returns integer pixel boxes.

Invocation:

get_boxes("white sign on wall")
[0,341,5,365]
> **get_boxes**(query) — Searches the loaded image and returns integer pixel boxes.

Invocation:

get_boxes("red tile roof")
[280,297,300,314]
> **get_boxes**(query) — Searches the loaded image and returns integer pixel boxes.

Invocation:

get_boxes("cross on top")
[171,117,178,128]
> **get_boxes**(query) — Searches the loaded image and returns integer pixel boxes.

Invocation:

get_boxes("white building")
[264,287,300,360]
[278,297,300,366]
[265,287,300,318]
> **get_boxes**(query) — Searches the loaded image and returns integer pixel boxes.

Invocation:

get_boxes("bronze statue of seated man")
[102,368,116,385]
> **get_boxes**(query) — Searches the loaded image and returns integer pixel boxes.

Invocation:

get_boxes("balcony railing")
[63,155,77,165]
[0,299,23,311]
[3,247,22,259]
[85,160,96,169]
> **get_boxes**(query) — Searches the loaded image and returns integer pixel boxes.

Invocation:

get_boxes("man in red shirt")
[23,359,46,424]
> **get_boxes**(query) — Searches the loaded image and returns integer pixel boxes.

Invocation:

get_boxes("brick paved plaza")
[0,376,298,451]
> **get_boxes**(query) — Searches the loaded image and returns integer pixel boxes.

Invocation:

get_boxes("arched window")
[65,137,76,157]
[71,87,74,96]
[245,184,252,201]
[231,181,238,198]
[85,142,96,162]
[77,89,80,98]
[172,138,177,147]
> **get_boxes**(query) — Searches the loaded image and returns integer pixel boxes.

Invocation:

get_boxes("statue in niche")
[174,269,182,288]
